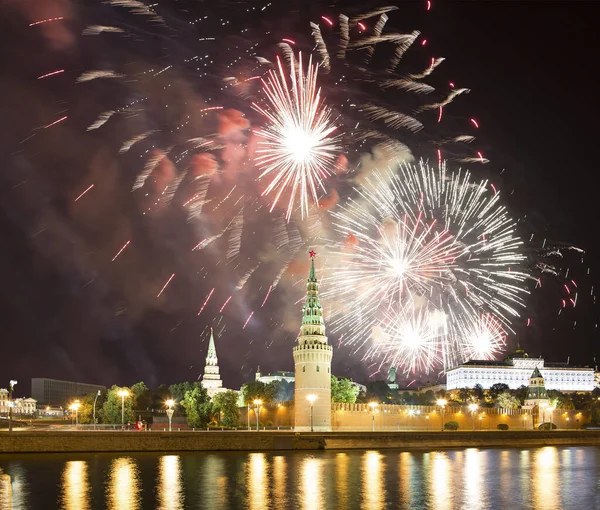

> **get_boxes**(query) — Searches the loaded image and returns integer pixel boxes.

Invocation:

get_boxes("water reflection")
[0,471,12,509]
[533,447,560,509]
[430,452,452,510]
[247,453,269,510]
[157,455,183,510]
[272,456,287,509]
[299,457,323,510]
[106,457,141,510]
[361,451,385,510]
[335,453,349,509]
[463,449,480,508]
[61,461,90,510]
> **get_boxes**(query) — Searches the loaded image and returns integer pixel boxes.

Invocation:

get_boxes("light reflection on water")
[106,457,141,510]
[61,461,90,510]
[0,446,598,509]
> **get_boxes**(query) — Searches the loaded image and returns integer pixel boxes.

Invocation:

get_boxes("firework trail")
[323,160,531,373]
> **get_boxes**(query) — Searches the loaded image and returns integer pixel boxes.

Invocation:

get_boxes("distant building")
[522,368,550,408]
[200,328,228,398]
[387,367,399,390]
[255,367,294,384]
[0,389,37,415]
[31,378,105,406]
[446,349,594,392]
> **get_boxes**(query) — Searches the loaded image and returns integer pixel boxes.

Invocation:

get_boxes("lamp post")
[368,402,378,432]
[253,399,262,431]
[117,389,130,430]
[437,399,447,432]
[306,394,317,432]
[425,415,430,431]
[523,413,528,430]
[247,403,250,430]
[8,380,17,433]
[165,399,175,432]
[69,400,81,426]
[93,390,101,430]
[468,403,479,431]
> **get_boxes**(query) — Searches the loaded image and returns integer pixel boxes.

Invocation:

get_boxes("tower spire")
[300,250,326,343]
[206,328,218,366]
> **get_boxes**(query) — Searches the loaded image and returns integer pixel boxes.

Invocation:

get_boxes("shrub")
[538,422,558,430]
[497,424,509,431]
[444,421,459,431]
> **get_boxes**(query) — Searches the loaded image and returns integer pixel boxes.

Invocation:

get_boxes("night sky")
[1,0,598,397]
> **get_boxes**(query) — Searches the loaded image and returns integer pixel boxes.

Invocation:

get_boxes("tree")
[131,381,152,411]
[269,380,294,402]
[515,385,529,404]
[417,390,436,406]
[181,386,213,428]
[488,383,510,400]
[100,386,135,424]
[169,382,200,416]
[152,384,171,410]
[72,392,100,424]
[495,391,521,409]
[473,384,485,401]
[212,391,240,427]
[331,376,359,403]
[365,381,393,403]
[240,381,276,404]
[547,390,575,410]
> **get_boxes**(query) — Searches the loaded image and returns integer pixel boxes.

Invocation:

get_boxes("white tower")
[200,328,225,397]
[293,251,333,431]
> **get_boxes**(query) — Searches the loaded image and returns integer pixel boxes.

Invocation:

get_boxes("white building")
[255,367,294,384]
[200,328,228,398]
[0,389,37,415]
[447,352,595,392]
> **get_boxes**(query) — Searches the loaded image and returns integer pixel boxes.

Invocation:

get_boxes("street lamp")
[523,413,528,430]
[307,394,317,432]
[468,403,479,431]
[8,380,17,433]
[548,406,555,429]
[93,390,101,430]
[117,389,130,429]
[539,402,548,428]
[368,402,378,432]
[253,399,262,431]
[437,399,447,432]
[165,399,175,432]
[69,400,81,426]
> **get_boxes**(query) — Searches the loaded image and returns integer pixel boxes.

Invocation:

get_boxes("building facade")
[255,367,295,384]
[31,378,105,406]
[200,328,227,398]
[0,389,37,415]
[446,355,594,392]
[293,252,333,431]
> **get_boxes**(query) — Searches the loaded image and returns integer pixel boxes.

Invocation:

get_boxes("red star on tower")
[309,250,316,259]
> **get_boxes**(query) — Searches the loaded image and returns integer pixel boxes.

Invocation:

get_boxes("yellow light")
[468,403,479,413]
[253,399,262,406]
[165,399,175,409]
[306,394,317,404]
[117,389,130,398]
[368,401,378,410]
[69,400,81,411]
[436,399,447,408]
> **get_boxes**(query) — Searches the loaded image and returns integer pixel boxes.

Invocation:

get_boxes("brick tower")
[293,250,333,431]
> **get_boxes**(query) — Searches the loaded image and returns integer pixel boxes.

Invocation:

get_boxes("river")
[0,446,598,509]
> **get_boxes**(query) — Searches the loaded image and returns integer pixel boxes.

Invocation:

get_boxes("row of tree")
[361,381,600,412]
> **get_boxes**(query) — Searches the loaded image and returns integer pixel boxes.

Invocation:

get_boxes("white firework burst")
[252,53,340,220]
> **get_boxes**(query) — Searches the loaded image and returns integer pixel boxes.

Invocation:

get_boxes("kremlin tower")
[200,328,226,398]
[293,251,333,431]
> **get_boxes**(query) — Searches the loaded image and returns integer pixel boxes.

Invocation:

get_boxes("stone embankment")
[1,430,600,454]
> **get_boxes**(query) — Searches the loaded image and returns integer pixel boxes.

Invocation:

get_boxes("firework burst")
[323,160,531,373]
[253,54,340,219]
